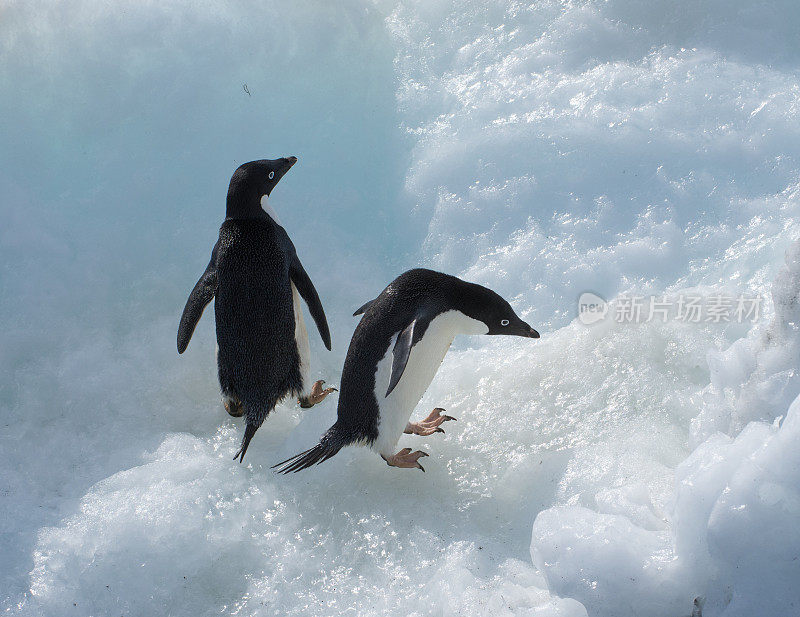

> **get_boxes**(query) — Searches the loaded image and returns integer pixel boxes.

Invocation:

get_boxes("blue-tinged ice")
[1,1,799,616]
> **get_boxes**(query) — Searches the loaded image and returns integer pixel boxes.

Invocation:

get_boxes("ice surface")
[2,0,799,616]
[694,238,800,443]
[531,393,800,617]
[529,242,800,617]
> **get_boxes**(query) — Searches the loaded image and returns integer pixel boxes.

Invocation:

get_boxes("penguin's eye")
[268,171,275,180]
[500,319,510,326]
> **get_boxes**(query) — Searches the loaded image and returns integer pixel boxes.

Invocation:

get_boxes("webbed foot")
[299,380,338,408]
[404,407,456,436]
[381,448,429,472]
[223,395,244,417]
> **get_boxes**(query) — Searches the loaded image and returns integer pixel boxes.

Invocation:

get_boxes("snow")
[532,387,800,617]
[1,1,799,616]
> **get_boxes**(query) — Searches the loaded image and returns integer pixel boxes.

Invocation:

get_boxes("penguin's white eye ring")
[268,171,275,180]
[500,319,510,326]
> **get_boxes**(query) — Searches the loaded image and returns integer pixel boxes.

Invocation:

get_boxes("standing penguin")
[178,157,336,462]
[274,268,539,473]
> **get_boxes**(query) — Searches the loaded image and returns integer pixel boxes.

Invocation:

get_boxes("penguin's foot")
[223,396,244,418]
[381,448,429,472]
[299,380,338,408]
[404,407,456,436]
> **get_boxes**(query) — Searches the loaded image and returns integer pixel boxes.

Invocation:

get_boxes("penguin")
[273,268,539,473]
[177,157,336,462]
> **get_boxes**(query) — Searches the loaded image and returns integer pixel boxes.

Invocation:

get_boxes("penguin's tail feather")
[272,438,342,474]
[233,423,258,463]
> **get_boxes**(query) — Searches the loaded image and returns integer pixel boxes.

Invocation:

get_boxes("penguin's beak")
[285,156,298,168]
[519,321,540,338]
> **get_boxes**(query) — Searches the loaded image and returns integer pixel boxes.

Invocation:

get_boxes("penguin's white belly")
[371,310,488,456]
[291,282,311,395]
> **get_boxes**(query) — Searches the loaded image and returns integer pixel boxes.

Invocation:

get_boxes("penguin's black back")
[215,217,301,414]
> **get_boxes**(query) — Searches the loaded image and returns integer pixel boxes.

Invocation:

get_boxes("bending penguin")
[274,268,539,473]
[178,157,336,462]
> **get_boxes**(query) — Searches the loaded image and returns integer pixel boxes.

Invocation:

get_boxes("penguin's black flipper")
[353,298,376,316]
[177,243,219,354]
[386,311,434,397]
[289,254,332,351]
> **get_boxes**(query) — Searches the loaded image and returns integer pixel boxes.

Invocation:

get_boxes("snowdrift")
[1,1,799,615]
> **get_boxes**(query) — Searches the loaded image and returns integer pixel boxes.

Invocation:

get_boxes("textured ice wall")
[387,0,800,327]
[2,0,800,616]
[530,243,800,617]
[0,0,416,612]
[387,1,800,615]
[695,239,800,442]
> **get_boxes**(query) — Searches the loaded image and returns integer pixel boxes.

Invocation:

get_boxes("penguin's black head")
[460,282,540,339]
[226,156,297,217]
